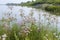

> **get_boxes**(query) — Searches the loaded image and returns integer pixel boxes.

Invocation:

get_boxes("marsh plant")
[0,8,60,40]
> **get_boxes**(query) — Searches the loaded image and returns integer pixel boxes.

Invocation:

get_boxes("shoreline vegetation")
[18,0,60,15]
[6,0,60,15]
[0,0,60,40]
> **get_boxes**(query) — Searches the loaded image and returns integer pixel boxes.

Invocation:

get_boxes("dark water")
[0,5,60,31]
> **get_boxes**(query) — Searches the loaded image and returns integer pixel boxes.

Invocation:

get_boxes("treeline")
[36,0,60,4]
[20,0,60,6]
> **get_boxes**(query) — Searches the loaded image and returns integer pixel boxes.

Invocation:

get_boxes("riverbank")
[20,1,60,15]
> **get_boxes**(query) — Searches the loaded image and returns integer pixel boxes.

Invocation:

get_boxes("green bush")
[45,5,60,12]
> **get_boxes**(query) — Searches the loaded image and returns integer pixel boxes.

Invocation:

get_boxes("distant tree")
[32,0,34,2]
[27,1,31,3]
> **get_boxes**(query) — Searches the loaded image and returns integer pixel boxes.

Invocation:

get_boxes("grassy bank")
[45,5,60,15]
[0,10,60,40]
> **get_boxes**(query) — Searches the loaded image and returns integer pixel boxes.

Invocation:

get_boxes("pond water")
[0,5,60,31]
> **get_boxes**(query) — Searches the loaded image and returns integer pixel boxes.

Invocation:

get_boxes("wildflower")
[43,13,47,17]
[53,33,56,36]
[46,38,48,40]
[55,35,58,38]
[8,6,13,10]
[46,34,48,37]
[29,11,34,17]
[20,27,30,36]
[20,13,24,17]
[37,28,40,32]
[2,34,7,40]
[3,22,9,28]
[44,36,48,40]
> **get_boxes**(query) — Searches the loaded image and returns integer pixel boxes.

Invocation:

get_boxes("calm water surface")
[0,5,60,31]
